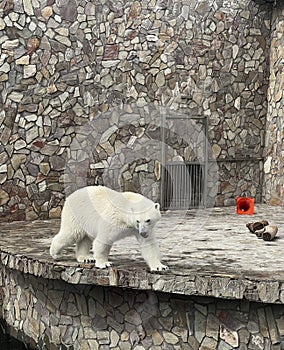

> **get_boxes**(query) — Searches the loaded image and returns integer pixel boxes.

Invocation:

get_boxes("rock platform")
[1,204,284,304]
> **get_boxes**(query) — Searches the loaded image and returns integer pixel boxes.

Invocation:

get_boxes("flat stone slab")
[1,205,284,304]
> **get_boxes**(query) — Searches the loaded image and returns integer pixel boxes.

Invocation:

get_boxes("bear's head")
[132,202,161,238]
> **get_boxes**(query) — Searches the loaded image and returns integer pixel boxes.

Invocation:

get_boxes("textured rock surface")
[0,0,275,221]
[2,270,284,350]
[1,205,284,349]
[1,205,284,303]
[263,2,284,206]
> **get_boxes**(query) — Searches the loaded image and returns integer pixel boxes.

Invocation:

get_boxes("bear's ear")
[154,203,160,211]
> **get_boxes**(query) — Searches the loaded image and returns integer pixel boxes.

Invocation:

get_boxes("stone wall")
[0,0,273,220]
[263,1,284,206]
[1,265,284,349]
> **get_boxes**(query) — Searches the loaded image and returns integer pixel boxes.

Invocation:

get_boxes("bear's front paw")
[150,263,169,272]
[95,261,113,269]
[51,254,60,261]
[77,255,95,263]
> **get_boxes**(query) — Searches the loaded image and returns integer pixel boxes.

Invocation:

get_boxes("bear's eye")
[136,220,140,223]
[145,219,150,223]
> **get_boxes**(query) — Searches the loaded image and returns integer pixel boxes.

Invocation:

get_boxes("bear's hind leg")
[76,236,94,263]
[50,230,76,260]
[92,239,112,268]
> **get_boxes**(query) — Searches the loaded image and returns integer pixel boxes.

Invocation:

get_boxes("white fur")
[50,186,168,271]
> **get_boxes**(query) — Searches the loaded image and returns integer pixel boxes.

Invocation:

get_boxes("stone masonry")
[2,269,284,350]
[263,1,284,206]
[0,2,283,348]
[0,0,276,221]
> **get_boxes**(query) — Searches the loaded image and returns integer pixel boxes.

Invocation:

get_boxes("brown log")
[255,228,265,238]
[246,220,269,233]
[262,225,278,241]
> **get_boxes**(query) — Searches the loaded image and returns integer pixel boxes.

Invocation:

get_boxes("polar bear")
[50,186,168,271]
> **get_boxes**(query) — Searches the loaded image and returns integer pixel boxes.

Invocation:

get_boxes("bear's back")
[67,185,155,215]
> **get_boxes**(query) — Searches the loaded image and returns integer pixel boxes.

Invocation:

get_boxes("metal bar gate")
[160,113,208,210]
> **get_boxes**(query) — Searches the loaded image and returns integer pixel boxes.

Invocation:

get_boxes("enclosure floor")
[1,205,284,303]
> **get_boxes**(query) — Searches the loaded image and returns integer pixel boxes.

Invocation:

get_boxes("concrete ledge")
[1,205,284,304]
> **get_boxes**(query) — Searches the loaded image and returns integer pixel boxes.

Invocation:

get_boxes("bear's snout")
[140,231,149,238]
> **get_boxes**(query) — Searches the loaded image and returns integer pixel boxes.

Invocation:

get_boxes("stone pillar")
[263,2,284,205]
